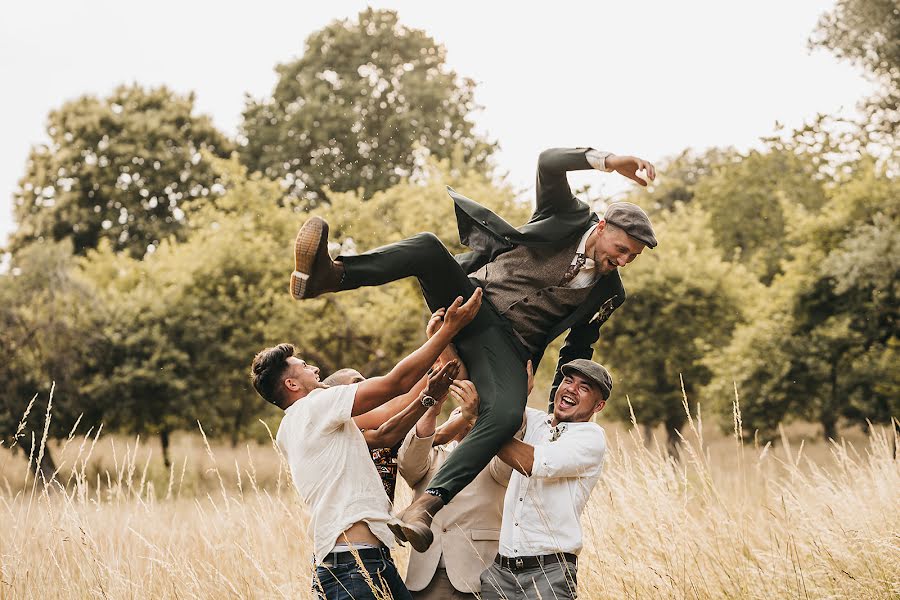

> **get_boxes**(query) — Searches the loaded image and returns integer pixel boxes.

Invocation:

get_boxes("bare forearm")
[366,394,428,449]
[353,331,453,416]
[497,438,535,476]
[433,414,470,446]
[384,331,453,396]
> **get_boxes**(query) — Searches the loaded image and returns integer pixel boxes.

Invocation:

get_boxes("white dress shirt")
[498,408,607,557]
[275,383,395,565]
[565,223,599,289]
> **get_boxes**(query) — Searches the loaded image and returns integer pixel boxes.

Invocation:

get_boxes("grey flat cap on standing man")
[288,146,657,552]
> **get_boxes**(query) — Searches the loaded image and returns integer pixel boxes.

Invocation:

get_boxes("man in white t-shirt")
[250,289,481,600]
[480,358,612,600]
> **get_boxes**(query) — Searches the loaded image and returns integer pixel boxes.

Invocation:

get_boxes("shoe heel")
[290,271,310,300]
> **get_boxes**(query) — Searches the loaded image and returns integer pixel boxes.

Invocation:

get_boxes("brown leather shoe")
[394,493,444,552]
[289,216,344,299]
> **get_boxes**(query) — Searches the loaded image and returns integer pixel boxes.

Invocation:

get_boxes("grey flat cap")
[560,359,613,400]
[604,202,657,249]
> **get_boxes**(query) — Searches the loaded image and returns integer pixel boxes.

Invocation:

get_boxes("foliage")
[0,240,104,473]
[599,204,763,450]
[11,85,233,258]
[811,0,900,142]
[65,158,520,449]
[240,8,494,207]
[704,159,899,439]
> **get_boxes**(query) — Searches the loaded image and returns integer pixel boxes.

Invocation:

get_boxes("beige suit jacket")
[398,429,512,593]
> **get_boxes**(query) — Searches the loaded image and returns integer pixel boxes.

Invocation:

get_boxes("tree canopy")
[811,0,900,142]
[11,85,233,258]
[240,8,495,207]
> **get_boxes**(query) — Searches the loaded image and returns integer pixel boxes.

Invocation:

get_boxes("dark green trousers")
[339,233,530,501]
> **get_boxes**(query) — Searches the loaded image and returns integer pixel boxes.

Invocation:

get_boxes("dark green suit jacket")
[449,147,626,406]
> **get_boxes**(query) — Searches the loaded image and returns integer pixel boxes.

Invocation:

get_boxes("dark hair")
[250,343,295,407]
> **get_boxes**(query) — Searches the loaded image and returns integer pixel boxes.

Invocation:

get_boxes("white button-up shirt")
[565,223,599,289]
[276,383,396,565]
[498,408,607,557]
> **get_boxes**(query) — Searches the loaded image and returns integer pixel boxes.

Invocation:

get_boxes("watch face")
[421,395,436,407]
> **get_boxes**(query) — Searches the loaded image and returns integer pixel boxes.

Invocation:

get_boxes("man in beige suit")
[398,362,531,599]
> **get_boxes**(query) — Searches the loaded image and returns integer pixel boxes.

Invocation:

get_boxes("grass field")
[1,397,898,599]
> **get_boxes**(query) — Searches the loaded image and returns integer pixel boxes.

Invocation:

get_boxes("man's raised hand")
[607,155,657,186]
[426,308,446,339]
[450,380,479,422]
[442,288,482,334]
[424,360,460,402]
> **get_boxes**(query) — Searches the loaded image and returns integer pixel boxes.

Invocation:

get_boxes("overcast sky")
[0,1,873,247]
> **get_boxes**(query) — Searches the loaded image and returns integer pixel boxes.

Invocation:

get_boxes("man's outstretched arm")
[364,362,457,449]
[533,148,596,218]
[352,288,482,416]
[534,148,658,218]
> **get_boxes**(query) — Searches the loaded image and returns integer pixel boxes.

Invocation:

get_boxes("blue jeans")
[313,556,412,600]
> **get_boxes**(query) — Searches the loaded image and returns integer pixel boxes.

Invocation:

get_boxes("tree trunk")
[230,411,243,448]
[21,444,57,484]
[641,424,654,447]
[160,428,172,469]
[823,361,839,441]
[37,446,57,483]
[665,424,681,461]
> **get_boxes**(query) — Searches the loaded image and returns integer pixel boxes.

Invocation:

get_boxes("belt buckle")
[515,557,524,569]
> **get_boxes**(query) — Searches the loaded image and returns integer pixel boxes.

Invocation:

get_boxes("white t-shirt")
[275,383,395,565]
[499,408,606,557]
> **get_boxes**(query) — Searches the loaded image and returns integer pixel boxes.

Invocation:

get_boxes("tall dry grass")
[1,390,897,599]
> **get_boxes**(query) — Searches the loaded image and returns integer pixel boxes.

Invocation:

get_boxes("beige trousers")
[411,567,477,600]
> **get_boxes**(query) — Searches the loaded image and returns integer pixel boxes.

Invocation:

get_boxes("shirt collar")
[577,220,599,255]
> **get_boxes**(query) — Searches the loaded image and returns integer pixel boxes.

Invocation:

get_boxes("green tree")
[78,159,292,457]
[704,159,899,440]
[599,204,763,455]
[76,157,522,451]
[0,240,104,479]
[811,0,900,141]
[689,147,829,283]
[240,8,495,207]
[12,85,233,258]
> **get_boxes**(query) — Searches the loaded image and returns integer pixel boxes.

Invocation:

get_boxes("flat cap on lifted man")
[560,359,613,400]
[604,202,657,249]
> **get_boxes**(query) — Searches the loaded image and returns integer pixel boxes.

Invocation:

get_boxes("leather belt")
[494,552,577,571]
[320,546,391,569]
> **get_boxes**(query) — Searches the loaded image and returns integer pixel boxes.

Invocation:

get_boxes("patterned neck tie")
[559,253,587,286]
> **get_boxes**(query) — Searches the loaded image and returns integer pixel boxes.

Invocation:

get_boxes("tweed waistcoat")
[470,240,593,352]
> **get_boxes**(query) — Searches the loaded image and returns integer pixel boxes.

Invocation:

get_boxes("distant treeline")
[2,3,897,476]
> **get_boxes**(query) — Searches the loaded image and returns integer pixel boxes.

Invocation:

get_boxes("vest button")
[536,291,542,297]
[522,298,529,303]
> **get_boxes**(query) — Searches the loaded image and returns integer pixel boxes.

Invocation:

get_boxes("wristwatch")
[420,395,436,408]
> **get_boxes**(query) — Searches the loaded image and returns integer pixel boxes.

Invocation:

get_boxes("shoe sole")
[398,524,434,553]
[290,217,328,300]
[387,522,408,544]
[403,526,434,553]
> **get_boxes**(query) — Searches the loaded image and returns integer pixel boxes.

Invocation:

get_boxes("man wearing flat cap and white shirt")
[289,147,657,551]
[480,358,613,600]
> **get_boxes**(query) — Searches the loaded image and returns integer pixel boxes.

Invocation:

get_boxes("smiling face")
[588,221,646,275]
[553,372,607,424]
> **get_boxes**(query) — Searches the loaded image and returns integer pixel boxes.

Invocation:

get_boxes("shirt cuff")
[531,445,550,478]
[585,149,614,172]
